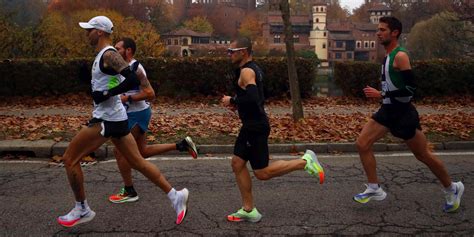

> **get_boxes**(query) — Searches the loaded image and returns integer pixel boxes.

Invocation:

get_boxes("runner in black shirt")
[221,37,325,222]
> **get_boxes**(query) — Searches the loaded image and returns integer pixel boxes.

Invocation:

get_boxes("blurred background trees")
[0,0,472,59]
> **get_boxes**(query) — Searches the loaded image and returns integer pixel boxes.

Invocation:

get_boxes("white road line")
[1,151,474,165]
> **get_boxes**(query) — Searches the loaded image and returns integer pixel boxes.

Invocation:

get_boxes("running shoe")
[227,207,262,223]
[302,150,325,184]
[108,187,139,204]
[184,136,198,159]
[444,181,464,213]
[173,188,189,225]
[353,184,387,204]
[57,207,96,227]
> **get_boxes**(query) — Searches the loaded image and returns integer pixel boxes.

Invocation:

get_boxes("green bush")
[0,58,91,96]
[0,57,317,98]
[334,60,474,98]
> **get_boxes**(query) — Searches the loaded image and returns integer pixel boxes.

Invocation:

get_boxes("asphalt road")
[0,151,472,236]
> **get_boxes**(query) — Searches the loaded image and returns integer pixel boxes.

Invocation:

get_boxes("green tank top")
[381,46,412,104]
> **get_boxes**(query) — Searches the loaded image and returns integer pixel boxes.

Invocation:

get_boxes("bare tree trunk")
[279,0,304,121]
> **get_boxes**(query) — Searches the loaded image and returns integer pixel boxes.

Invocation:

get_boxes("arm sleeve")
[230,84,259,106]
[108,66,141,96]
[385,70,417,98]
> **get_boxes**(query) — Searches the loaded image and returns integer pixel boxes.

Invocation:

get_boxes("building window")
[364,41,369,48]
[322,43,326,49]
[347,52,352,59]
[323,32,327,37]
[336,41,343,48]
[328,52,331,59]
[167,39,172,45]
[356,41,361,48]
[371,41,375,48]
[316,18,319,23]
[274,35,281,44]
[335,52,342,59]
[174,39,179,45]
[293,35,299,43]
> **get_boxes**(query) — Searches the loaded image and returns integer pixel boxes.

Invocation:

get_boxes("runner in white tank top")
[57,16,190,228]
[91,45,127,121]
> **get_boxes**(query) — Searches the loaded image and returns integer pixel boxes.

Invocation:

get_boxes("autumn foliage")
[0,95,472,143]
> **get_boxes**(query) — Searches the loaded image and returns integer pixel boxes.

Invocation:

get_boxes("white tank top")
[120,59,150,113]
[91,46,128,121]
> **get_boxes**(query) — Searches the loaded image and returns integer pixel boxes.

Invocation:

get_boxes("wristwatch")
[103,90,109,97]
[380,90,386,98]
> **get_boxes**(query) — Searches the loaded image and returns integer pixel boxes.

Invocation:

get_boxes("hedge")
[334,60,474,98]
[0,57,317,98]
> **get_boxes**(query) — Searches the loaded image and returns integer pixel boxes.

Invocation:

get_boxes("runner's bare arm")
[121,68,155,102]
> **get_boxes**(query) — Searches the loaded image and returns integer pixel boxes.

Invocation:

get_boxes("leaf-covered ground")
[0,94,472,144]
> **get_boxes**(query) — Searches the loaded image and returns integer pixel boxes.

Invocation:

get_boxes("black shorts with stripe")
[87,118,130,138]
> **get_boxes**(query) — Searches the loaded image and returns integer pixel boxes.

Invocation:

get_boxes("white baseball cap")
[79,16,113,34]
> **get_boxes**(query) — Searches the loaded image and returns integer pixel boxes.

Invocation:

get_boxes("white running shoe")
[353,184,387,204]
[173,188,189,225]
[444,181,464,213]
[57,207,96,227]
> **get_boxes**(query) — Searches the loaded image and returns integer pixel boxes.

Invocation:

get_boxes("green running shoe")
[227,207,262,223]
[302,150,325,184]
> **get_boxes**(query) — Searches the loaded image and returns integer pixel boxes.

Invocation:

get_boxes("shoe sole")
[185,136,198,159]
[305,150,325,184]
[445,182,464,213]
[176,188,189,225]
[353,191,387,204]
[109,196,139,204]
[227,213,262,223]
[58,210,96,228]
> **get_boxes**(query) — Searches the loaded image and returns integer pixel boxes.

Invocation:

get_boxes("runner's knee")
[356,137,371,152]
[231,158,246,173]
[63,155,80,169]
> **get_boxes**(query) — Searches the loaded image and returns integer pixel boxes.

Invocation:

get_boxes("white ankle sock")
[368,183,380,190]
[444,183,456,193]
[167,188,177,202]
[75,200,89,210]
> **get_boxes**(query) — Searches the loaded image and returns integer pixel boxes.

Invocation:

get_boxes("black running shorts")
[372,103,421,140]
[233,122,271,170]
[87,118,130,138]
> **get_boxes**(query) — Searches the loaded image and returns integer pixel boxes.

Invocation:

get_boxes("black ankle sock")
[124,186,137,196]
[176,139,187,152]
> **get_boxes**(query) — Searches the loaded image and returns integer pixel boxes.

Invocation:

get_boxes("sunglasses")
[227,47,247,55]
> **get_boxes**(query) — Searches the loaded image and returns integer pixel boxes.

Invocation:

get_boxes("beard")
[379,37,392,46]
[232,58,242,67]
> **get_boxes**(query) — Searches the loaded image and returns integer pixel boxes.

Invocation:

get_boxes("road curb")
[1,139,474,160]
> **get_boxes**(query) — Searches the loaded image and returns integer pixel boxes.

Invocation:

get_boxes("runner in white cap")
[57,16,189,228]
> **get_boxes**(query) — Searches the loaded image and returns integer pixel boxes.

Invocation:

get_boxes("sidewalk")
[1,139,474,160]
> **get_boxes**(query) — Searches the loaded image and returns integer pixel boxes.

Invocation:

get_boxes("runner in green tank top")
[353,16,464,213]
